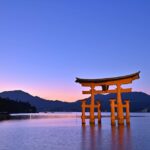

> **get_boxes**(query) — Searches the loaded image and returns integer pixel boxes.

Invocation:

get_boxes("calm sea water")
[0,113,150,150]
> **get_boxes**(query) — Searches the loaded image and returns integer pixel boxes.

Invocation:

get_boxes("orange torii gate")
[75,72,140,126]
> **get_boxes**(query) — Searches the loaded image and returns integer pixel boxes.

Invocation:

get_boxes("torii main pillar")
[75,72,140,126]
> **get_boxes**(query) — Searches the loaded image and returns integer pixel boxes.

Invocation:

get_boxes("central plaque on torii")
[75,71,140,126]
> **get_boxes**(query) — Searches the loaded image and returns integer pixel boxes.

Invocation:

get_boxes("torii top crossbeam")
[76,71,140,85]
[75,71,140,94]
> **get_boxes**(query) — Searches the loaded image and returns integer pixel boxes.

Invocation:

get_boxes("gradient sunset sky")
[0,1,149,101]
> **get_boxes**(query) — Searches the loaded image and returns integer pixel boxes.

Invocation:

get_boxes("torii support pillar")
[125,100,130,124]
[110,99,116,126]
[81,98,101,125]
[81,100,86,125]
[110,99,131,125]
[97,101,101,124]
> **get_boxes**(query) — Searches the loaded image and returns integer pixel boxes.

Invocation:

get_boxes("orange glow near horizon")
[0,79,149,102]
[0,81,88,102]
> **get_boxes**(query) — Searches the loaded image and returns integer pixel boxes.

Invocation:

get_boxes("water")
[0,113,150,150]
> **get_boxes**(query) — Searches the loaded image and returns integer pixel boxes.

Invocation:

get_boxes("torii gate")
[75,72,140,126]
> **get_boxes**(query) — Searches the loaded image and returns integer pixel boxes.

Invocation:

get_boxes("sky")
[0,0,150,101]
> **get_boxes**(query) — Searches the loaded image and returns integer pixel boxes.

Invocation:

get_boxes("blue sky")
[0,0,150,101]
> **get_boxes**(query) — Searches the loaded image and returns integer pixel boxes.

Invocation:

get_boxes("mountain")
[94,92,150,112]
[0,90,150,112]
[0,90,81,112]
[0,97,36,113]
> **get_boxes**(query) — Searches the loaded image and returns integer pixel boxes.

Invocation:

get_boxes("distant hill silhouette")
[0,90,150,112]
[0,90,77,112]
[0,96,36,113]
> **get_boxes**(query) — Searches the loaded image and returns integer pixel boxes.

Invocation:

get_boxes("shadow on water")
[81,124,132,150]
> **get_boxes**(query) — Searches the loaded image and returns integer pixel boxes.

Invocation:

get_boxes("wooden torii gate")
[75,72,140,126]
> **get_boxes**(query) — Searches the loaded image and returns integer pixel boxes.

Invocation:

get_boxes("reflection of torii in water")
[75,71,140,126]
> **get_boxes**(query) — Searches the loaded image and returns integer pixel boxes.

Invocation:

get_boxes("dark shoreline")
[0,113,10,120]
